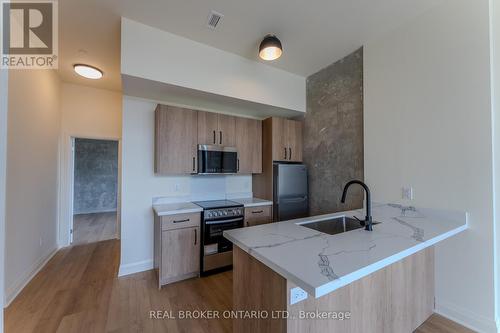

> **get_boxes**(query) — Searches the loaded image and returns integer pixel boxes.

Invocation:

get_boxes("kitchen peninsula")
[224,203,467,333]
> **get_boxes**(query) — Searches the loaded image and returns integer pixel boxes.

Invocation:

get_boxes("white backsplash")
[152,174,252,205]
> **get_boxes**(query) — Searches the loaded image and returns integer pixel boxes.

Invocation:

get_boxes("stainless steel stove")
[193,200,244,275]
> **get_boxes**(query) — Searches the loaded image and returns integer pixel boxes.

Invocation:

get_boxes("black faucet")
[341,180,373,231]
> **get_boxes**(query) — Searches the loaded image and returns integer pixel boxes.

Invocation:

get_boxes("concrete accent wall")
[73,138,118,214]
[304,48,364,215]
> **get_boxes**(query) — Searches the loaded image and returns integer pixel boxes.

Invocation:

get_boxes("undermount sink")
[299,216,380,235]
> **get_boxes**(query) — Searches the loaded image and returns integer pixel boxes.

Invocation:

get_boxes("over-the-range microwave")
[197,144,238,174]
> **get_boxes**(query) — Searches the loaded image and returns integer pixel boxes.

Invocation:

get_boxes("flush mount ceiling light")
[73,64,103,80]
[259,34,283,61]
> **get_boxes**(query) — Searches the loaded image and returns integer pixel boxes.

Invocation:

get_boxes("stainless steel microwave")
[197,145,238,174]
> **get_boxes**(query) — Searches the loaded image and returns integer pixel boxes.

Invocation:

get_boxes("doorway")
[71,138,119,244]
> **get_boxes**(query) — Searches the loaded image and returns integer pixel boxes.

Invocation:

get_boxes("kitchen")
[150,104,467,332]
[2,0,498,332]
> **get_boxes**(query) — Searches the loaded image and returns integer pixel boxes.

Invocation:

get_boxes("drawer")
[161,213,200,231]
[203,251,232,272]
[244,205,272,226]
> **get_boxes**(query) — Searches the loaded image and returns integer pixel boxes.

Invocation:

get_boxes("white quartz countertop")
[224,203,467,299]
[153,202,202,216]
[231,197,273,208]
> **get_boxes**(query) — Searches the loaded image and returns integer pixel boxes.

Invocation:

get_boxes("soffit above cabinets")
[121,19,306,117]
[122,74,304,120]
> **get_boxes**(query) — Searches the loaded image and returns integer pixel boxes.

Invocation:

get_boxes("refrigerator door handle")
[280,196,307,204]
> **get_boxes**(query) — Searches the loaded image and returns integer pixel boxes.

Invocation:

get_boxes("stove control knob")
[223,211,228,216]
[207,212,212,218]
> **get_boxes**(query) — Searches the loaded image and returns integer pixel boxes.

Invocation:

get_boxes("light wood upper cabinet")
[270,117,303,162]
[235,117,262,174]
[271,117,287,161]
[218,114,236,147]
[285,119,303,162]
[155,104,264,174]
[198,111,236,146]
[155,105,198,174]
[197,111,219,145]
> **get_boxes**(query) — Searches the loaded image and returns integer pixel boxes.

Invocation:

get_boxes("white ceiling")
[59,0,442,91]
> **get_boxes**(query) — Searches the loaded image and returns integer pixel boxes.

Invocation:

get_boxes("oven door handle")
[205,217,244,225]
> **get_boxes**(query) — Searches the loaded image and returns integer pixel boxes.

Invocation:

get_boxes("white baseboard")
[4,246,59,307]
[118,259,153,277]
[435,300,497,333]
[74,209,117,215]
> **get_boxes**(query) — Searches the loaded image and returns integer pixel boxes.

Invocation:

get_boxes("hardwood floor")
[5,239,474,333]
[73,212,117,244]
[415,314,475,333]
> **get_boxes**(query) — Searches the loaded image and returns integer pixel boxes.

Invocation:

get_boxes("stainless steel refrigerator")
[273,163,309,221]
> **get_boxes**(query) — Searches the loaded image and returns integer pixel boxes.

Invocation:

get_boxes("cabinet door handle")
[219,131,222,145]
[289,147,292,160]
[194,229,197,245]
[192,157,195,172]
[213,130,216,144]
[173,218,190,223]
[237,158,240,172]
[284,147,287,160]
[252,210,264,214]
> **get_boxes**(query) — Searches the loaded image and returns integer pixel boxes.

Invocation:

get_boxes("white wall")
[60,83,122,138]
[0,68,9,332]
[5,70,61,305]
[492,0,500,327]
[121,18,306,113]
[364,0,495,331]
[120,96,252,276]
[58,82,122,246]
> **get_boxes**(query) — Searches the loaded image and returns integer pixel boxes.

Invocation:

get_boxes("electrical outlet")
[402,186,413,200]
[290,287,308,305]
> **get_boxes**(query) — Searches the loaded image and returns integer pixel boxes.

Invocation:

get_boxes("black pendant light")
[259,34,283,61]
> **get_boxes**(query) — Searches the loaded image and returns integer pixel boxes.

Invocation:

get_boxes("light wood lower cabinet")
[244,206,272,227]
[154,213,200,288]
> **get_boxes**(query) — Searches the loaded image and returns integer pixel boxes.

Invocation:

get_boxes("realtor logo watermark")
[1,1,58,69]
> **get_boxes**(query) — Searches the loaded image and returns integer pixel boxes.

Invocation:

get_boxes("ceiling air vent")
[207,10,223,30]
